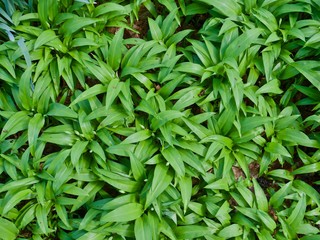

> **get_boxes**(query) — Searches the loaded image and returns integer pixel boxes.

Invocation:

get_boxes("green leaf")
[100,203,143,223]
[267,169,294,181]
[135,216,152,240]
[47,103,78,118]
[293,162,320,175]
[18,65,33,110]
[77,232,105,240]
[179,176,192,213]
[265,142,291,157]
[218,224,243,239]
[0,55,16,78]
[253,178,268,212]
[59,16,101,36]
[2,189,33,215]
[0,217,19,240]
[148,18,163,41]
[257,210,276,231]
[162,146,185,177]
[224,29,262,60]
[0,177,38,193]
[174,62,205,76]
[34,29,58,49]
[0,111,31,141]
[200,135,233,149]
[287,194,306,230]
[270,182,292,208]
[129,152,146,182]
[145,163,173,208]
[28,113,45,155]
[79,208,100,230]
[122,129,152,144]
[291,61,320,91]
[93,2,127,17]
[277,129,319,148]
[70,84,107,106]
[71,141,88,167]
[252,8,278,32]
[256,79,283,95]
[108,28,124,70]
[198,0,241,18]
[151,110,185,130]
[175,225,214,239]
[205,178,229,191]
[293,180,320,207]
[36,204,50,234]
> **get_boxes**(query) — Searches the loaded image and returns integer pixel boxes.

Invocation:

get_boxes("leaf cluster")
[0,0,320,239]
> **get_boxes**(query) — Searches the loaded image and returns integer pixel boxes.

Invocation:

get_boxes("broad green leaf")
[200,135,233,149]
[265,142,291,157]
[218,224,243,239]
[93,2,127,16]
[0,217,19,240]
[77,232,105,240]
[18,65,33,110]
[291,61,320,91]
[179,176,192,213]
[148,18,163,41]
[108,28,124,70]
[293,162,320,175]
[252,8,278,32]
[28,113,45,155]
[151,110,185,130]
[79,208,100,230]
[70,84,107,106]
[257,210,276,231]
[277,128,319,148]
[174,62,205,76]
[39,128,78,146]
[0,111,31,141]
[205,178,229,191]
[270,182,292,208]
[97,171,139,193]
[197,0,241,18]
[122,129,152,144]
[71,141,88,167]
[274,3,312,16]
[296,224,320,235]
[71,182,104,212]
[36,204,50,234]
[293,180,320,207]
[59,16,101,35]
[100,203,143,223]
[135,216,152,240]
[287,194,306,230]
[129,151,146,181]
[2,189,33,215]
[253,178,268,212]
[224,29,262,60]
[0,177,38,193]
[145,163,173,208]
[256,79,283,95]
[175,225,214,239]
[161,9,179,39]
[107,143,136,156]
[0,55,16,78]
[267,169,294,181]
[166,29,193,46]
[34,29,58,49]
[162,146,185,177]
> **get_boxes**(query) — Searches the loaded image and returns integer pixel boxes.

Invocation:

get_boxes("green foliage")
[0,0,320,239]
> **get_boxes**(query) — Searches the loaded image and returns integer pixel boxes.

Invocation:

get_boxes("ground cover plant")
[0,0,320,239]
